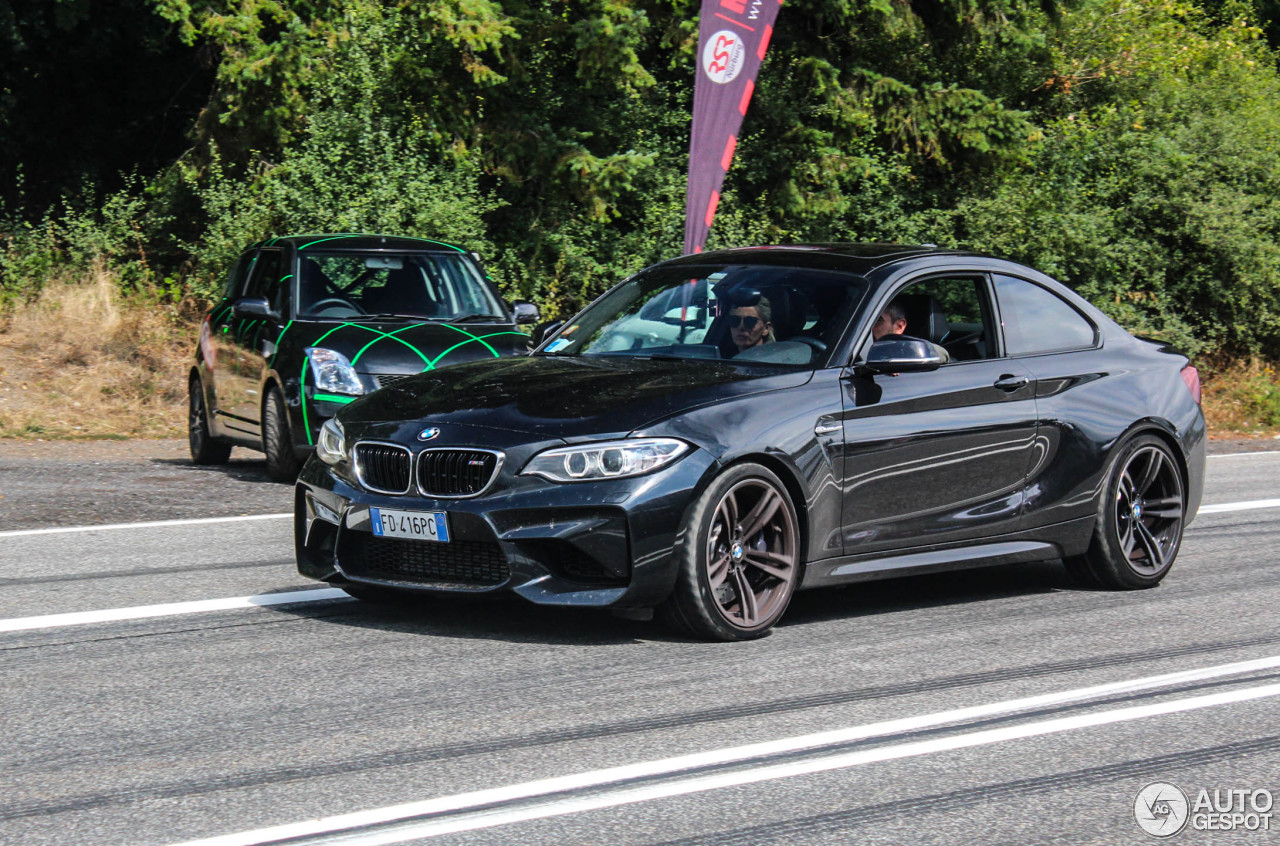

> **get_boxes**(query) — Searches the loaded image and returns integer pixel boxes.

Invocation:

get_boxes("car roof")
[249,233,470,254]
[660,243,984,276]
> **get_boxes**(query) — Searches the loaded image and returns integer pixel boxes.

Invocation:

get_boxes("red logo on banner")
[702,31,745,83]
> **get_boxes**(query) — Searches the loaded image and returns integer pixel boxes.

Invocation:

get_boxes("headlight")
[522,438,689,482]
[305,347,365,396]
[316,418,347,466]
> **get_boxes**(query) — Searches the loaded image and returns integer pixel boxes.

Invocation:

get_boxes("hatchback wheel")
[1066,434,1185,589]
[662,463,800,640]
[263,387,302,483]
[189,377,231,465]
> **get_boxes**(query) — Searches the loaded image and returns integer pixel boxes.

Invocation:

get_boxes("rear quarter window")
[995,275,1097,355]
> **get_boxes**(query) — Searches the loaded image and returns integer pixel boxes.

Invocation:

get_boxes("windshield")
[541,263,866,367]
[296,251,505,320]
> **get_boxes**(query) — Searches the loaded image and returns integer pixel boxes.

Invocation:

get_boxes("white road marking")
[0,513,292,539]
[0,588,351,633]
[1208,450,1280,458]
[1198,498,1280,514]
[165,655,1280,846]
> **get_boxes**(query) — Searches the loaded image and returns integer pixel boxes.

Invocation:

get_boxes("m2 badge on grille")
[370,507,450,542]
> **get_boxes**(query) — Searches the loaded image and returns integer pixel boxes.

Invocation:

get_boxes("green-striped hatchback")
[189,234,537,481]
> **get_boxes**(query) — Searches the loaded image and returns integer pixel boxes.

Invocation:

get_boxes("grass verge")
[0,266,196,439]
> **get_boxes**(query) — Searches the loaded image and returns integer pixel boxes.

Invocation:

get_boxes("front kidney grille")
[353,442,412,494]
[417,449,501,497]
[345,535,509,587]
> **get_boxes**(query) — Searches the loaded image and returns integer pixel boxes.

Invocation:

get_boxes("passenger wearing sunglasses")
[729,295,774,353]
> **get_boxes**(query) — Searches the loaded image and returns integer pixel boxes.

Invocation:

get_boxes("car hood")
[339,354,813,439]
[294,318,527,375]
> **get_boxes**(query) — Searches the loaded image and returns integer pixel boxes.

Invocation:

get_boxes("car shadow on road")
[150,456,278,484]
[270,592,661,646]
[270,559,1088,645]
[779,558,1087,630]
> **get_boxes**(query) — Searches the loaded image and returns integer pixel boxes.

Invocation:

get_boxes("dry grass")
[0,265,197,439]
[1200,358,1280,439]
[1,272,1276,442]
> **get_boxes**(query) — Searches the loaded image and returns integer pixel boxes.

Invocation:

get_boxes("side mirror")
[512,301,539,325]
[530,318,565,350]
[861,336,944,374]
[233,296,272,319]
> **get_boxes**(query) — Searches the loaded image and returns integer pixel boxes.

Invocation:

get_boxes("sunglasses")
[730,316,761,329]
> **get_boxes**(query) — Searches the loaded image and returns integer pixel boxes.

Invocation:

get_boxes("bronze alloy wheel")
[662,462,801,640]
[1066,434,1185,590]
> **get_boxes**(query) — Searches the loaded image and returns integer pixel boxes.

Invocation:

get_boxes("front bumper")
[295,446,715,609]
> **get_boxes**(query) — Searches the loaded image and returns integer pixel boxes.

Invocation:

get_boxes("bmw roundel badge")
[417,426,441,441]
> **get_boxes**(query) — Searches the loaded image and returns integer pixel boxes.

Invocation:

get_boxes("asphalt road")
[1,441,1279,845]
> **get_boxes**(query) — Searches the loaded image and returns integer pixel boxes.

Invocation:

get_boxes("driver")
[730,295,774,353]
[872,297,950,362]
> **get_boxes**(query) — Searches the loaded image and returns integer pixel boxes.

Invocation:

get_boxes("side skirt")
[800,515,1096,590]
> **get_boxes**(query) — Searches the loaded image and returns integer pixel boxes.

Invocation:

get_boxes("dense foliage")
[3,0,1280,358]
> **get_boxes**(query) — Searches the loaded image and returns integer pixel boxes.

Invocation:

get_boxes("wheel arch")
[1114,418,1190,495]
[716,451,813,566]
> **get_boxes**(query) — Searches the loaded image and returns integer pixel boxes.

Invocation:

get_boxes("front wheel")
[263,387,302,483]
[660,463,801,640]
[1065,434,1185,589]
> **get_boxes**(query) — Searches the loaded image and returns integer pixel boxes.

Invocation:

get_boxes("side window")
[222,251,255,299]
[243,250,285,313]
[994,275,1097,355]
[888,276,996,362]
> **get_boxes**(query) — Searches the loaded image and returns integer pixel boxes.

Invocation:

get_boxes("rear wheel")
[660,463,801,640]
[188,377,231,465]
[263,387,302,483]
[1065,434,1185,589]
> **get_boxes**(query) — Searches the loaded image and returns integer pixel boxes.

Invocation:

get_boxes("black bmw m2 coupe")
[295,244,1206,640]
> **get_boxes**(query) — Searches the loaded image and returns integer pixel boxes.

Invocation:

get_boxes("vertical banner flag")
[683,0,783,254]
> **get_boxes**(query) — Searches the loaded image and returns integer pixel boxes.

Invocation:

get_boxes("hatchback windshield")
[297,252,505,320]
[542,264,866,366]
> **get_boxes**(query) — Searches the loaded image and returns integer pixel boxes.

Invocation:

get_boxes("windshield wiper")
[446,313,506,323]
[354,313,441,321]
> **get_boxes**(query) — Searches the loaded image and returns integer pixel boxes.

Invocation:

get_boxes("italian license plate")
[369,507,450,542]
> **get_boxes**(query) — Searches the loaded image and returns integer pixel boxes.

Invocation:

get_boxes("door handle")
[814,420,841,436]
[994,375,1029,392]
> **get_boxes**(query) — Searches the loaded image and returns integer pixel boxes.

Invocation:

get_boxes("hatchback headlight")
[306,347,365,396]
[522,438,689,482]
[316,418,347,466]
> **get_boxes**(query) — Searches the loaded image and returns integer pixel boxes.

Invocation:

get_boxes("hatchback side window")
[888,276,996,361]
[222,252,256,300]
[994,275,1097,355]
[243,249,285,314]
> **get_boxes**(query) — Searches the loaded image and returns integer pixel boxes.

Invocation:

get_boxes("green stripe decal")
[312,393,357,404]
[426,332,526,369]
[269,320,293,365]
[300,358,313,444]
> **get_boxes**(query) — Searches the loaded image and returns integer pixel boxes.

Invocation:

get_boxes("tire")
[660,462,801,641]
[189,377,231,465]
[1064,434,1185,590]
[263,387,303,483]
